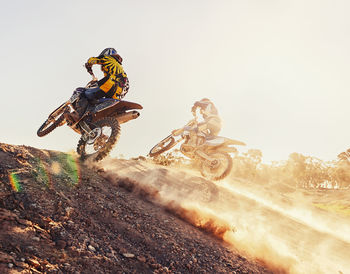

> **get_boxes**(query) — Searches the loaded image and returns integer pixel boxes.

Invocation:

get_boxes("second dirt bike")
[37,79,142,161]
[149,118,245,180]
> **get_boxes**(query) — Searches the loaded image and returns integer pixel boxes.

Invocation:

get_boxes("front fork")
[79,121,101,142]
[194,150,216,162]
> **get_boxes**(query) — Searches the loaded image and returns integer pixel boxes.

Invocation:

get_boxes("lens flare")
[8,172,22,192]
[51,161,61,175]
[61,154,81,186]
[36,158,52,187]
[33,154,81,188]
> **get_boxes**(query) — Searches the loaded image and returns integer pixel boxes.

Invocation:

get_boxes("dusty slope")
[100,157,350,274]
[0,143,272,274]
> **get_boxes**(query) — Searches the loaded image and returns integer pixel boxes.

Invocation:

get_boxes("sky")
[1,0,350,163]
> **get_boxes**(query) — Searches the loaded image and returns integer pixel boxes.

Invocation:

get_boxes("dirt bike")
[37,77,142,161]
[149,117,246,180]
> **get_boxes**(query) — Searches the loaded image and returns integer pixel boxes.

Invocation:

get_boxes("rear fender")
[90,99,120,122]
[92,99,119,114]
[115,110,140,124]
[91,100,143,122]
[113,100,143,112]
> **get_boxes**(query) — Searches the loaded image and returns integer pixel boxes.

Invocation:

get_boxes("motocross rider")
[190,98,222,144]
[74,48,129,118]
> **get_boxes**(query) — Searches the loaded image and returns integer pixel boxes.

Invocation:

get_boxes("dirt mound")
[99,155,350,274]
[0,143,272,273]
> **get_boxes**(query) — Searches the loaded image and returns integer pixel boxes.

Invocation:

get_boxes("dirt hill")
[0,143,273,274]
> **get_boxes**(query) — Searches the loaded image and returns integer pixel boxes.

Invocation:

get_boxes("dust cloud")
[95,158,350,274]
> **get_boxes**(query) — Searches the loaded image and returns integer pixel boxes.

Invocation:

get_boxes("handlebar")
[91,74,98,82]
[172,118,198,136]
[84,62,98,83]
[85,76,98,89]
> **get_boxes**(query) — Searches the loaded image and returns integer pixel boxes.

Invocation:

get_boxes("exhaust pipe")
[116,111,140,124]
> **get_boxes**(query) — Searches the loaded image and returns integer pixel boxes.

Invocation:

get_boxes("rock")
[16,218,29,225]
[137,255,146,263]
[65,207,74,215]
[32,236,40,242]
[28,258,40,267]
[88,245,96,252]
[106,253,114,258]
[97,168,105,173]
[40,232,51,240]
[41,259,49,266]
[0,251,14,263]
[67,247,80,257]
[15,261,28,269]
[149,257,156,264]
[56,240,66,249]
[8,263,14,268]
[122,253,135,258]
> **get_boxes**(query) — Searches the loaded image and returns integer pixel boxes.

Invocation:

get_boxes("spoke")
[84,126,112,155]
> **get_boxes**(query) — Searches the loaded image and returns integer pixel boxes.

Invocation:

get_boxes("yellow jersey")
[87,55,128,100]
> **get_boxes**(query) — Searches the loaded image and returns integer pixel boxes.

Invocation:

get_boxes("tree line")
[231,149,350,189]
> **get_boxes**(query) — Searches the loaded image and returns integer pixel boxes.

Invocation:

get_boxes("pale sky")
[1,0,349,162]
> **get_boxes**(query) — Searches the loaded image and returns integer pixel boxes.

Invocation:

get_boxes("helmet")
[200,98,211,102]
[98,48,117,57]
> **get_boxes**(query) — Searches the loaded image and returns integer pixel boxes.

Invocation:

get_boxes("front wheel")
[200,152,232,181]
[37,104,67,137]
[77,117,120,162]
[149,135,176,157]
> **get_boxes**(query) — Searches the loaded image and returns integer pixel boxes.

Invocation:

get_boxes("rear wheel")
[37,104,67,137]
[77,117,120,162]
[149,135,176,157]
[200,152,232,181]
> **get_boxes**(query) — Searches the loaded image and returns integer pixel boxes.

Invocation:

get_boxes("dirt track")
[1,143,350,273]
[100,157,350,274]
[0,143,273,273]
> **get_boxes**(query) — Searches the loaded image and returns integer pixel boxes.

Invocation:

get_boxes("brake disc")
[86,128,102,145]
[93,134,109,150]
